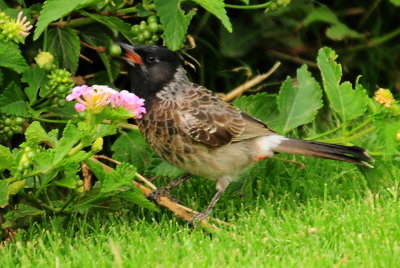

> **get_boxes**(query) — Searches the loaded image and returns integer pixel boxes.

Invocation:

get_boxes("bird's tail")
[275,139,374,167]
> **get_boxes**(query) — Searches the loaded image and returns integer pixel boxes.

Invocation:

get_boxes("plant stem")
[347,118,373,136]
[305,125,342,140]
[225,2,271,10]
[68,141,86,156]
[33,117,71,124]
[320,126,375,144]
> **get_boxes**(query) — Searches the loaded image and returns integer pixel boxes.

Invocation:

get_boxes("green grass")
[1,157,399,267]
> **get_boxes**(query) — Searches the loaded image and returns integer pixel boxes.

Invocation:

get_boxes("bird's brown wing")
[178,85,276,147]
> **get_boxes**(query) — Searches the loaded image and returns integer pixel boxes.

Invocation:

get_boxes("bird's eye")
[146,55,156,63]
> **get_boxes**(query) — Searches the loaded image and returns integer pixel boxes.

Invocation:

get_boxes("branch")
[223,61,281,102]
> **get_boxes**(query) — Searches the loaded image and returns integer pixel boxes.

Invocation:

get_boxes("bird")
[118,43,374,223]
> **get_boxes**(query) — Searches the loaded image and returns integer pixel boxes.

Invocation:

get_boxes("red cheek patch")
[124,50,143,65]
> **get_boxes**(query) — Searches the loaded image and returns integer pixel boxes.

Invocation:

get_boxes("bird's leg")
[148,173,191,202]
[189,176,231,224]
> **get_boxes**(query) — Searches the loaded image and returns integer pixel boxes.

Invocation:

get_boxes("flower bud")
[35,51,54,68]
[91,137,104,153]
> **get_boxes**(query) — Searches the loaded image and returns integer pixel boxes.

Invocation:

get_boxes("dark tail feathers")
[275,139,374,167]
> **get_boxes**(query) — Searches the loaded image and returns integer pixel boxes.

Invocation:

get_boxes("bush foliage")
[0,0,399,236]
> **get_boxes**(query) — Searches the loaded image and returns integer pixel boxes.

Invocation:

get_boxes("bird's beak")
[117,42,143,65]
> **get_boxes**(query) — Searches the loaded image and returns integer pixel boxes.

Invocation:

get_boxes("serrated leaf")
[34,0,89,40]
[119,189,157,211]
[21,66,49,103]
[80,11,135,43]
[154,0,196,50]
[0,42,28,73]
[233,93,282,131]
[0,145,14,171]
[47,27,80,73]
[0,82,29,117]
[53,122,82,164]
[317,47,367,122]
[192,0,232,32]
[150,160,185,179]
[112,130,152,173]
[25,121,55,146]
[101,163,136,193]
[277,65,323,133]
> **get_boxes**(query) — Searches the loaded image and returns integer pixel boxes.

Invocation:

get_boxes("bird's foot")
[188,211,210,227]
[147,188,180,203]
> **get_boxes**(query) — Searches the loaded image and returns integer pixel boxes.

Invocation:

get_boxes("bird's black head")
[118,43,180,100]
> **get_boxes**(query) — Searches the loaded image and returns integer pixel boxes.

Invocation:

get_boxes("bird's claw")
[147,188,180,203]
[188,212,209,227]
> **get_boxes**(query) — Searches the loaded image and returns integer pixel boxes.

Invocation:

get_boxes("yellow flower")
[35,51,54,68]
[374,88,394,108]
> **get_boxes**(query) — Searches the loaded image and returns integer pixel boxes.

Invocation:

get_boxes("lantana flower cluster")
[374,88,394,108]
[66,85,146,119]
[0,10,32,43]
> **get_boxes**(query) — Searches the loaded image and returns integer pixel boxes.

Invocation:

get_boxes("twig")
[80,41,106,53]
[79,54,93,64]
[90,156,224,230]
[81,162,92,191]
[223,61,281,102]
[267,49,318,68]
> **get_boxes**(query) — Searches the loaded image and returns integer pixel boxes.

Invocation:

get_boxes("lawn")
[1,157,399,267]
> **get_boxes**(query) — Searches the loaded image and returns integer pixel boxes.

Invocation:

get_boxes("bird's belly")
[151,136,259,180]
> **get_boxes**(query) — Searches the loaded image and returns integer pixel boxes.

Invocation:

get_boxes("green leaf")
[304,7,362,40]
[150,160,185,179]
[0,42,28,73]
[119,188,158,211]
[21,66,49,103]
[34,0,89,40]
[101,163,136,193]
[277,65,323,133]
[0,180,9,208]
[326,24,363,40]
[0,82,29,117]
[233,93,282,131]
[25,121,55,146]
[112,130,152,173]
[32,151,55,173]
[192,0,232,32]
[374,118,400,155]
[53,122,82,164]
[154,0,196,50]
[0,145,14,171]
[47,27,80,73]
[54,175,78,189]
[317,47,367,122]
[80,11,135,43]
[85,158,107,183]
[390,0,400,6]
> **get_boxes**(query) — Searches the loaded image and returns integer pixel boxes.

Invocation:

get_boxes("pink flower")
[16,11,33,37]
[110,90,146,118]
[66,85,118,113]
[66,85,146,118]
